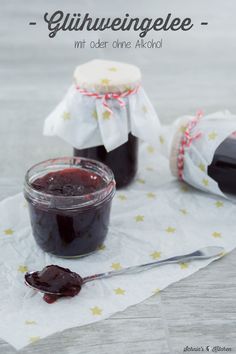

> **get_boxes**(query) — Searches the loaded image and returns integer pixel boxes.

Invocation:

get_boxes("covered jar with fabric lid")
[44,59,161,188]
[169,111,236,199]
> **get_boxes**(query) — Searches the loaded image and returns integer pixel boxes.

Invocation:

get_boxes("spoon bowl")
[25,273,62,295]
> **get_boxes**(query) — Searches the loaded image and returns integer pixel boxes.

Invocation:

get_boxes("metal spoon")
[25,246,224,296]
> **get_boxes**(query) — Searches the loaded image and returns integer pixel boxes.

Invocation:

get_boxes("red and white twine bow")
[76,85,140,114]
[177,110,203,180]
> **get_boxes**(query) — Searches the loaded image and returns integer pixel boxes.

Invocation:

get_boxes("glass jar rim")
[24,157,116,210]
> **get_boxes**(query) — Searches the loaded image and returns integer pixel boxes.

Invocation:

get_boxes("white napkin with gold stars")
[43,85,161,152]
[0,142,236,350]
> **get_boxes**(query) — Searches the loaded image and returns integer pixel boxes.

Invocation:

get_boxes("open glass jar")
[24,157,115,257]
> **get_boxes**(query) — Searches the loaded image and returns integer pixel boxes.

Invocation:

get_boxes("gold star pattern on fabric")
[25,320,37,325]
[147,192,156,199]
[179,125,187,133]
[212,231,222,238]
[165,227,176,234]
[111,262,122,270]
[179,208,188,215]
[91,306,103,316]
[219,251,227,257]
[159,135,164,145]
[135,215,144,222]
[124,85,132,91]
[4,228,14,235]
[92,110,98,120]
[114,288,126,295]
[215,201,224,208]
[152,288,161,295]
[198,163,206,172]
[202,178,209,187]
[150,251,161,260]
[208,131,218,140]
[142,105,148,113]
[62,111,70,121]
[117,194,127,201]
[98,244,106,251]
[179,262,189,269]
[147,145,155,154]
[101,78,110,85]
[18,265,28,273]
[180,184,189,192]
[102,110,111,120]
[108,67,117,72]
[137,178,145,184]
[29,336,40,343]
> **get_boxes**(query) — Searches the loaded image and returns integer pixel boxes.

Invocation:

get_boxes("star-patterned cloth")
[0,142,236,350]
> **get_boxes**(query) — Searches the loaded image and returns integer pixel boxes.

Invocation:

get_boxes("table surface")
[0,0,236,353]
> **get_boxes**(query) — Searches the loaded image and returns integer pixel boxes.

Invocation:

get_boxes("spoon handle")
[82,246,223,283]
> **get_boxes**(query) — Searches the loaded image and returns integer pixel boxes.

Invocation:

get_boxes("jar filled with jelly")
[170,111,236,199]
[208,131,236,197]
[44,59,161,189]
[74,133,138,189]
[24,157,116,257]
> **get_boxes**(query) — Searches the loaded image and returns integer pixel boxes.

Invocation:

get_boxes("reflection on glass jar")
[74,133,138,189]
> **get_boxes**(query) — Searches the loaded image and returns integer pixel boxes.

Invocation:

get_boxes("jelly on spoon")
[25,265,83,303]
[25,246,224,304]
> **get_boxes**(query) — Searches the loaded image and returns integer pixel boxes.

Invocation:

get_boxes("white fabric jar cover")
[44,59,161,152]
[169,110,236,199]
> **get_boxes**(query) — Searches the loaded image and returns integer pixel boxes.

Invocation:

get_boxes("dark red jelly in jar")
[25,265,83,303]
[74,133,138,189]
[24,157,115,257]
[208,131,236,196]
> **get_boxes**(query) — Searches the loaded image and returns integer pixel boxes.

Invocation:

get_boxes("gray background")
[0,0,236,353]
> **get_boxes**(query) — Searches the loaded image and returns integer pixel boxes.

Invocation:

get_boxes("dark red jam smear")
[31,168,106,196]
[208,132,236,196]
[74,133,138,189]
[25,265,83,303]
